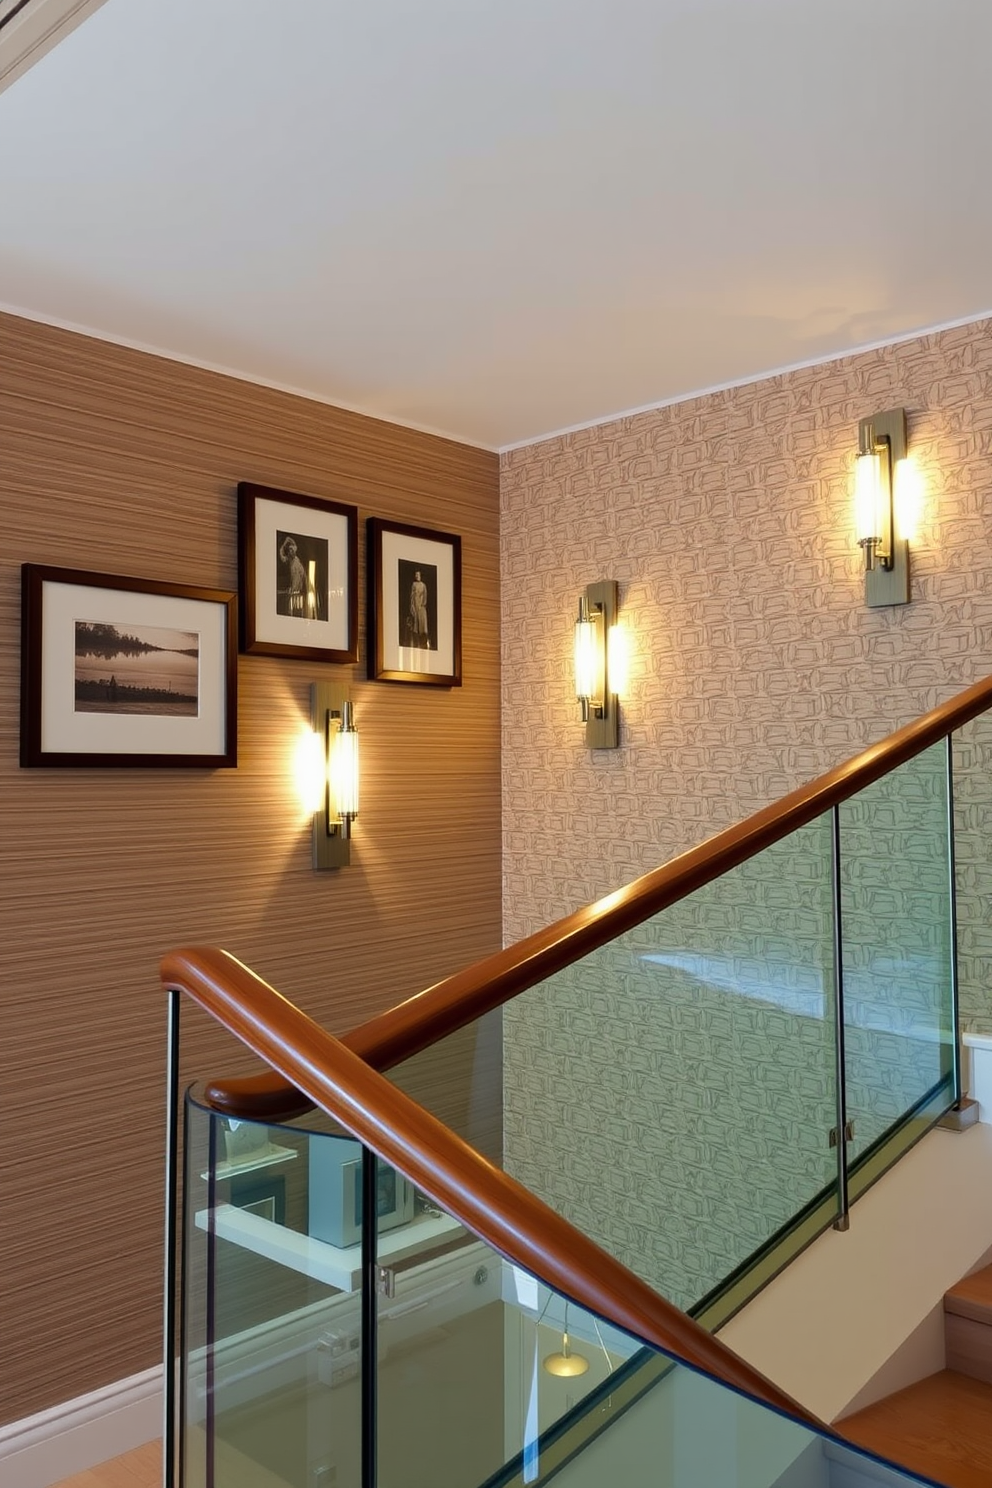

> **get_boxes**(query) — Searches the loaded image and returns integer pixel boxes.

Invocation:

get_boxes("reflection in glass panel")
[375,1229,507,1488]
[369,1194,930,1488]
[839,742,955,1164]
[389,1008,504,1160]
[391,817,839,1317]
[183,1099,932,1488]
[182,1096,363,1488]
[952,711,992,1038]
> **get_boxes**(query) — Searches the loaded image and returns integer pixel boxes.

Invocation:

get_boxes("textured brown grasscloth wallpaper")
[0,311,501,1425]
[501,320,992,938]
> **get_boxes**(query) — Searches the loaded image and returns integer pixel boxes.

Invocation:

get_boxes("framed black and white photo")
[20,564,237,768]
[367,519,462,686]
[238,483,358,663]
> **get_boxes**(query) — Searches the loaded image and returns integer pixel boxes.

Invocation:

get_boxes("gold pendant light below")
[543,1329,589,1377]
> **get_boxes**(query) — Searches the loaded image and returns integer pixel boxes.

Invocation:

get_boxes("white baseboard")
[722,1122,992,1423]
[963,1032,992,1123]
[0,1366,162,1488]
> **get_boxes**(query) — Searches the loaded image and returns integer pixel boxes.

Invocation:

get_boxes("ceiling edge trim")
[4,298,989,459]
[0,0,107,94]
[0,301,497,453]
[498,309,992,455]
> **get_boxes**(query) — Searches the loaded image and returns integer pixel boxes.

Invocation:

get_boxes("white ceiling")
[2,0,991,450]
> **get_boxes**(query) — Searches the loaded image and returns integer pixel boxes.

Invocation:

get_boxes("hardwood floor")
[47,1433,295,1487]
[49,1440,160,1488]
[840,1369,992,1488]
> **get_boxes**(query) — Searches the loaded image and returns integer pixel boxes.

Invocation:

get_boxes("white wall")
[721,1123,992,1422]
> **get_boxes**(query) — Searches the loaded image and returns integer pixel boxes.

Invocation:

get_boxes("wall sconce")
[854,407,910,607]
[311,682,359,870]
[573,580,619,749]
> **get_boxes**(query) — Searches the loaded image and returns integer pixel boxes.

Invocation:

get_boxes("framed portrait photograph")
[367,518,462,686]
[20,564,237,768]
[238,483,358,663]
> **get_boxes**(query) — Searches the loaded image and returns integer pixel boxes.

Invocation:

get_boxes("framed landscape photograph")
[238,483,358,662]
[20,564,237,768]
[367,518,462,686]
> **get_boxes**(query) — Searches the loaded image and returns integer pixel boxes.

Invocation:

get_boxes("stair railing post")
[831,804,851,1231]
[163,986,181,1488]
[947,733,963,1106]
[361,1145,379,1488]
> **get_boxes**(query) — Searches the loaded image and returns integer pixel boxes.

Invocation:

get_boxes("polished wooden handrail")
[164,944,823,1432]
[207,671,992,1122]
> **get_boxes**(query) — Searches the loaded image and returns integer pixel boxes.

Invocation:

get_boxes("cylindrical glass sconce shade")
[330,703,359,821]
[574,601,597,704]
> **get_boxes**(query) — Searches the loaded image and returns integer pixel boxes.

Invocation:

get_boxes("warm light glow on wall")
[294,726,325,817]
[894,456,924,545]
[607,622,630,700]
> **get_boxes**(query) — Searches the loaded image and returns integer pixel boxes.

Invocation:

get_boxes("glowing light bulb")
[574,600,597,706]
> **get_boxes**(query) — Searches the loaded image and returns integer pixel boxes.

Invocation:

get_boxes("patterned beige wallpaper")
[500,319,992,1308]
[501,319,992,948]
[0,311,501,1425]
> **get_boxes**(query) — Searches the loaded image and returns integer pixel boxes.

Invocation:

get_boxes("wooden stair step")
[944,1263,992,1385]
[944,1263,992,1325]
[839,1369,992,1488]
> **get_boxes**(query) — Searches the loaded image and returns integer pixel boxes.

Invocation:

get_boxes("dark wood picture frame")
[238,482,358,663]
[20,563,237,768]
[367,518,462,686]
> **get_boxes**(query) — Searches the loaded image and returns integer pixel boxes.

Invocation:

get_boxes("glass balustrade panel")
[952,710,992,1041]
[182,1093,364,1488]
[371,1188,933,1488]
[390,815,840,1322]
[384,1007,504,1167]
[184,1090,931,1488]
[838,741,956,1177]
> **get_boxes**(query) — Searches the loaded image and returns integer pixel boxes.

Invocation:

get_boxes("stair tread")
[945,1263,992,1323]
[839,1370,992,1488]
